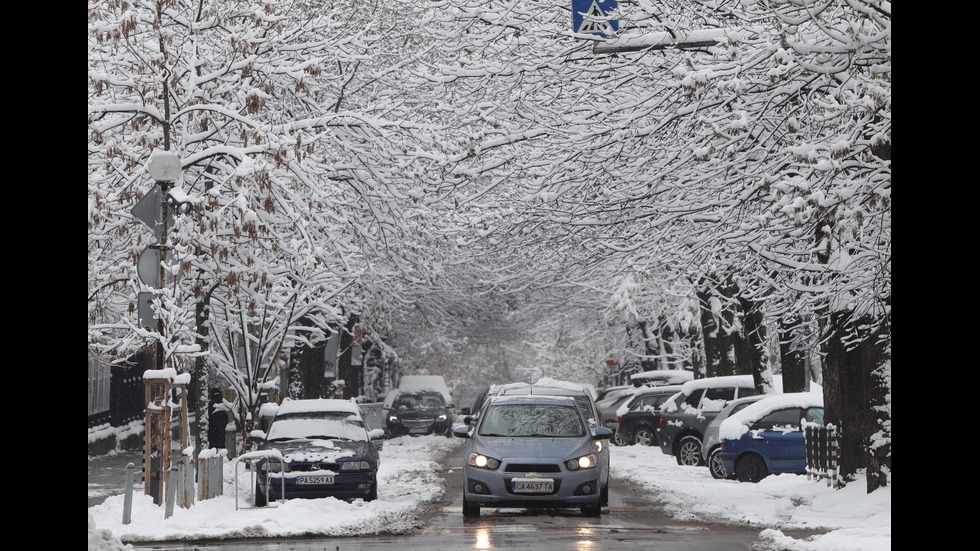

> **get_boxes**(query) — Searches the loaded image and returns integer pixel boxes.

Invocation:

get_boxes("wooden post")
[143,374,173,505]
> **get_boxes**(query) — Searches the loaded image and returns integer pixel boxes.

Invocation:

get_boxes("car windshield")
[266,411,368,442]
[394,391,445,410]
[479,404,586,437]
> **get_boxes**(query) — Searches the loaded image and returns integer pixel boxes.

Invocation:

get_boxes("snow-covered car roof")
[487,393,579,407]
[392,375,454,406]
[678,374,766,393]
[274,398,362,416]
[629,370,694,386]
[717,391,824,441]
[615,385,684,417]
[496,377,595,398]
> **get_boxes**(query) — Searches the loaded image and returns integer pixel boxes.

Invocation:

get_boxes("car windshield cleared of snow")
[479,403,586,437]
[266,411,369,442]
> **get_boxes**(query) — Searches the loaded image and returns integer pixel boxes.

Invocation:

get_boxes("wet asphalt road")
[89,447,805,551]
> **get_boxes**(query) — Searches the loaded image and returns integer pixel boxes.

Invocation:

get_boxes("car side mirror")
[453,425,471,438]
[593,426,613,440]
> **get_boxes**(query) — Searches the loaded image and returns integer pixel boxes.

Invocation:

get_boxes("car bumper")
[385,420,452,437]
[462,466,602,508]
[258,472,377,501]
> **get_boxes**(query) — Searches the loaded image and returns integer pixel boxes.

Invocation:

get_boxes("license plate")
[409,427,428,434]
[512,478,554,493]
[297,475,334,485]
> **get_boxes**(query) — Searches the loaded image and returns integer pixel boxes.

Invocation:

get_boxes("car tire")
[365,477,378,501]
[613,429,630,446]
[600,482,609,506]
[675,436,704,466]
[633,426,655,446]
[581,501,602,517]
[735,454,768,483]
[706,446,732,480]
[462,496,480,517]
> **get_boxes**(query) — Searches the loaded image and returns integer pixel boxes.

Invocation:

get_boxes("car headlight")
[388,415,399,422]
[340,461,371,471]
[594,440,604,453]
[566,454,597,470]
[438,414,447,421]
[467,453,500,470]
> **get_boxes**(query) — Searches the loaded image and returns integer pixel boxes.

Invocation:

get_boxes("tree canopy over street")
[88,0,890,491]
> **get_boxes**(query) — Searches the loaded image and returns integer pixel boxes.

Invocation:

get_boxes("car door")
[748,406,806,472]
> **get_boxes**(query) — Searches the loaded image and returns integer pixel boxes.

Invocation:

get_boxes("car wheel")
[581,501,602,517]
[613,429,630,446]
[675,436,704,466]
[254,486,267,507]
[706,446,731,480]
[633,426,655,446]
[600,482,609,506]
[735,454,768,483]
[365,477,378,501]
[462,496,480,517]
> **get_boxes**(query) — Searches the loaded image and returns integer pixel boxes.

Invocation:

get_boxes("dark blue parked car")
[250,398,386,506]
[717,392,824,483]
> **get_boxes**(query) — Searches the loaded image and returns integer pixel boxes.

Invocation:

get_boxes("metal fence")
[88,348,156,430]
[804,423,840,488]
[88,352,111,419]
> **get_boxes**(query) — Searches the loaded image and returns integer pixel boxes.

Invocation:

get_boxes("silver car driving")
[454,394,613,517]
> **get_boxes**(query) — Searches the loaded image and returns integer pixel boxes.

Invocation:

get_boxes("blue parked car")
[717,392,824,483]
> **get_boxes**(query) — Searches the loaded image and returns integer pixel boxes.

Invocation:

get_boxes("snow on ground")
[90,434,890,551]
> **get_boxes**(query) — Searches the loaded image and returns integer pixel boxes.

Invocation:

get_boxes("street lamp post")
[146,151,182,372]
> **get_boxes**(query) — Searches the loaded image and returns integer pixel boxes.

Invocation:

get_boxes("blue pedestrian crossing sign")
[572,0,618,38]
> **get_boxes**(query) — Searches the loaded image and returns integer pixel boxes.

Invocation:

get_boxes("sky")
[89,432,890,551]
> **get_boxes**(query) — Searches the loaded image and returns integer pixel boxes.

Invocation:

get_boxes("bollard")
[226,428,238,459]
[181,455,195,508]
[123,463,135,525]
[213,455,224,497]
[165,462,179,519]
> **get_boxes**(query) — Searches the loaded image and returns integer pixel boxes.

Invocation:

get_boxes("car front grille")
[504,463,562,473]
[285,462,339,473]
[403,418,435,428]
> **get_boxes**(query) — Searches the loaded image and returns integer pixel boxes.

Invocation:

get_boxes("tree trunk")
[822,309,888,486]
[338,314,359,398]
[193,300,210,460]
[778,316,808,393]
[863,315,891,492]
[659,314,675,369]
[697,285,721,378]
[738,296,774,391]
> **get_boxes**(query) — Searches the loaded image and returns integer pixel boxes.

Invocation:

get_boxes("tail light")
[659,415,666,429]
